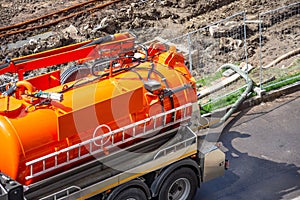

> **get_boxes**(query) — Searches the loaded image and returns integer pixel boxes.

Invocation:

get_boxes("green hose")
[209,63,253,128]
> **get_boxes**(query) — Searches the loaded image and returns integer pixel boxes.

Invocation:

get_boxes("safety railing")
[39,186,81,200]
[153,126,197,159]
[258,2,300,91]
[25,103,193,180]
[167,12,248,76]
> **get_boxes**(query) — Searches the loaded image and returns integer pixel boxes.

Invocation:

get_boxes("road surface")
[195,91,300,200]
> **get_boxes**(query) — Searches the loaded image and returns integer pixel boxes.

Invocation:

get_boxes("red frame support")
[0,33,135,81]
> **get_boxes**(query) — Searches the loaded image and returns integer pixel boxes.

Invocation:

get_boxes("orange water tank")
[0,42,197,185]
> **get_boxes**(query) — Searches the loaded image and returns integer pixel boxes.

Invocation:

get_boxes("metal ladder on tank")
[25,103,193,181]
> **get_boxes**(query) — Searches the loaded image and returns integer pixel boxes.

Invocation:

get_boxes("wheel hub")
[167,178,191,200]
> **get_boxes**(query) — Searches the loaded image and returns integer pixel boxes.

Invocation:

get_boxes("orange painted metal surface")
[0,33,197,185]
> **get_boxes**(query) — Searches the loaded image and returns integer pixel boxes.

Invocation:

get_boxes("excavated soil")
[0,0,299,81]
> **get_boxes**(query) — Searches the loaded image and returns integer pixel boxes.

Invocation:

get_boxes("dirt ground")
[0,0,299,78]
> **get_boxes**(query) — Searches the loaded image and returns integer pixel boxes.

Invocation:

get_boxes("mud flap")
[201,146,226,182]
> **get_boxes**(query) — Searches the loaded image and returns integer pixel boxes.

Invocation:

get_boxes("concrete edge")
[240,80,300,110]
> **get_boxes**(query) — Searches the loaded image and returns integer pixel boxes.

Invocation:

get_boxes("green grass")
[291,58,300,66]
[263,71,300,92]
[201,87,246,114]
[197,70,223,86]
[200,71,300,114]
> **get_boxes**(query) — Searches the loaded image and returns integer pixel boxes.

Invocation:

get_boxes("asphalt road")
[195,91,300,200]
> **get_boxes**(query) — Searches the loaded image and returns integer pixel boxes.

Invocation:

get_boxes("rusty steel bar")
[0,0,122,38]
[0,0,99,32]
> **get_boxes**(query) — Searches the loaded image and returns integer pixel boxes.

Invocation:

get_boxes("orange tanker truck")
[0,33,227,200]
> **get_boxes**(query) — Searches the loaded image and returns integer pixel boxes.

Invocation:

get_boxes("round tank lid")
[0,97,23,116]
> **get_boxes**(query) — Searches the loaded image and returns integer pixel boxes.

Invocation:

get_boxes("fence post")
[259,14,264,92]
[187,32,193,72]
[243,12,249,72]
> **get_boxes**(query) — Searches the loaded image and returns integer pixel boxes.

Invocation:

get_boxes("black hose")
[137,44,148,62]
[60,64,90,84]
[0,58,33,70]
[134,67,170,88]
[129,68,144,81]
[2,83,17,96]
[91,60,110,78]
[147,62,155,80]
[80,35,114,49]
[60,58,141,93]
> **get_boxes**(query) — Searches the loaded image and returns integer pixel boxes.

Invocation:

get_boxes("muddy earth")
[0,0,299,81]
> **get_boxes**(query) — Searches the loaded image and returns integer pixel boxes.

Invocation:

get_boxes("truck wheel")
[113,188,147,200]
[158,167,197,200]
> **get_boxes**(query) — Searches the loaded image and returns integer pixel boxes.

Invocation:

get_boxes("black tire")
[113,187,147,200]
[158,167,197,200]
